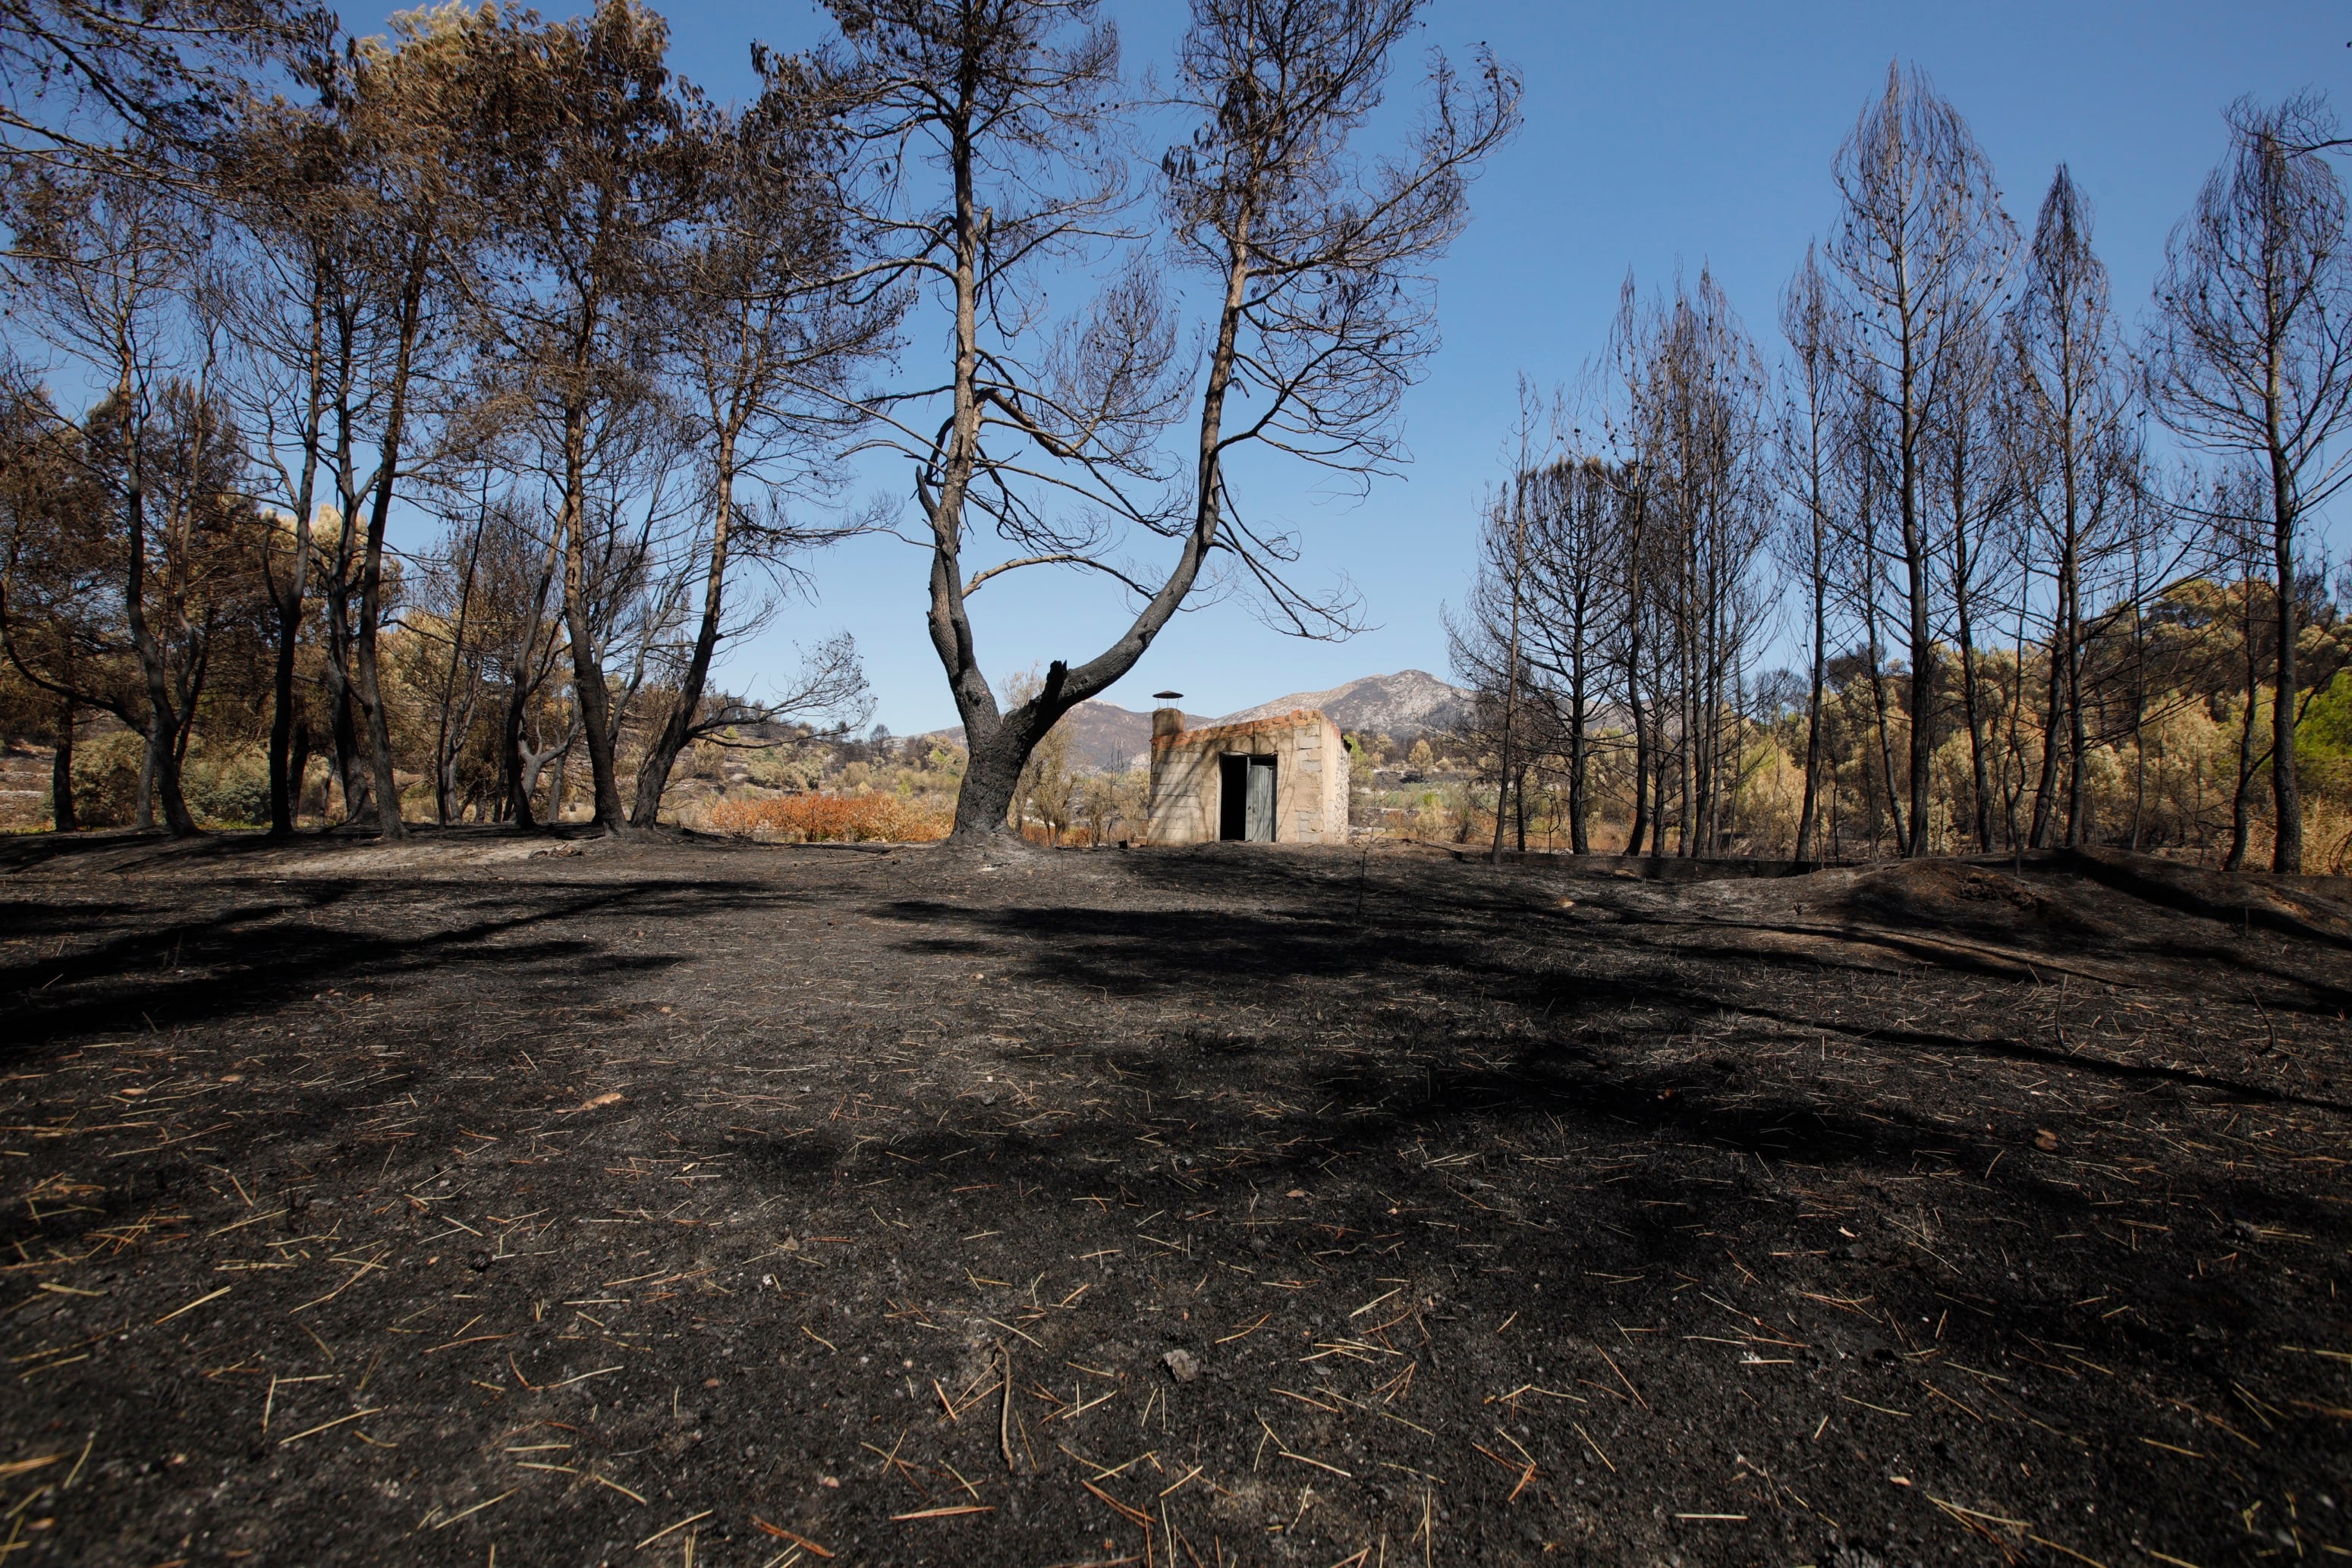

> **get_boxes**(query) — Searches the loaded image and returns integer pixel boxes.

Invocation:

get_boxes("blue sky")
[425,1,2348,733]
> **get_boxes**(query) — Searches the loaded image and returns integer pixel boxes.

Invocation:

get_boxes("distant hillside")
[1055,700,1201,773]
[917,699,1204,775]
[913,669,1470,774]
[1213,670,1470,741]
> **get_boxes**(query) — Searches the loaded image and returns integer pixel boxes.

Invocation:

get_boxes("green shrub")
[185,746,272,827]
[70,732,144,827]
[747,749,819,790]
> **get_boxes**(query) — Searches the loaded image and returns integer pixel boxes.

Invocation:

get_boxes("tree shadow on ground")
[5,840,2343,1568]
[875,870,2350,1115]
[0,875,803,1051]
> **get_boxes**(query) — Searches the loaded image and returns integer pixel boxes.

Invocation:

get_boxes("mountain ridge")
[1211,669,1471,738]
[914,670,1470,773]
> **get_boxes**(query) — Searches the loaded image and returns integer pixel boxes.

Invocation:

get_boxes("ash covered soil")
[1,832,2348,1568]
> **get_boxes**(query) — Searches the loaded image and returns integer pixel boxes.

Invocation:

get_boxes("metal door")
[1218,754,1248,839]
[1244,756,1277,841]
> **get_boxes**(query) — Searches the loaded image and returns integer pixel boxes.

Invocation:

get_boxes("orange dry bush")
[700,793,951,844]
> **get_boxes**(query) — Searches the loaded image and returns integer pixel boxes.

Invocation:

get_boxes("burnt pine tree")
[1776,245,1842,864]
[2149,95,2352,874]
[214,74,357,836]
[830,0,1516,850]
[322,8,508,837]
[478,0,699,837]
[1829,64,2012,857]
[2013,165,2139,850]
[0,0,329,174]
[627,63,893,827]
[2,168,208,832]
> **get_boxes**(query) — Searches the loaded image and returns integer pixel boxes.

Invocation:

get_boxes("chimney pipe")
[1151,692,1184,740]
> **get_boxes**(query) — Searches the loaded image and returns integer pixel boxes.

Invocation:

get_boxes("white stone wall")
[1146,709,1348,846]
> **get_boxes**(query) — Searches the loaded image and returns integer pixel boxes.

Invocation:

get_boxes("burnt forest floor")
[0,829,2348,1568]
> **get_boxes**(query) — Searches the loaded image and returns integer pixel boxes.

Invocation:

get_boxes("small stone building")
[1146,706,1349,845]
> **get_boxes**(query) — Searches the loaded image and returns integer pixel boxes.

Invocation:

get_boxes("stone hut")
[1146,705,1349,845]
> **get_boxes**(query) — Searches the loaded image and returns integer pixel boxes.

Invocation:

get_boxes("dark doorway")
[1218,754,1277,841]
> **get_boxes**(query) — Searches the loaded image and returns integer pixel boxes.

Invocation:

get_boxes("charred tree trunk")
[2064,596,2090,847]
[287,718,311,829]
[2226,696,2260,874]
[2269,449,2303,872]
[266,569,304,836]
[950,672,1061,846]
[1490,469,1530,866]
[1627,680,1650,858]
[631,437,737,829]
[1951,485,1993,852]
[560,515,630,836]
[502,685,538,828]
[1860,591,1905,856]
[351,253,432,841]
[49,693,76,832]
[1567,655,1591,855]
[1899,489,1933,856]
[552,366,630,836]
[119,412,197,837]
[2029,622,2065,849]
[1794,555,1826,863]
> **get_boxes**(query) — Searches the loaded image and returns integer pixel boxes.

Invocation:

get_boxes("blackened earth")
[1,831,2347,1566]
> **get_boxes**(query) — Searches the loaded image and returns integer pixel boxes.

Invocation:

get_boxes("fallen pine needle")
[998,1343,1016,1472]
[430,1487,520,1530]
[1485,1384,1583,1408]
[1571,1422,1615,1472]
[62,1428,95,1489]
[1272,1446,1351,1478]
[154,1285,230,1324]
[1082,1477,1152,1529]
[891,1505,995,1520]
[590,1472,648,1505]
[1216,1314,1272,1345]
[1594,1346,1648,1410]
[1927,1496,2029,1529]
[541,1365,623,1390]
[637,1510,713,1548]
[1260,1419,1354,1485]
[750,1517,834,1557]
[982,1315,1046,1349]
[278,1407,384,1447]
[0,1456,59,1479]
[2025,1535,2112,1568]
[1471,1440,1536,1503]
[1674,1513,1748,1521]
